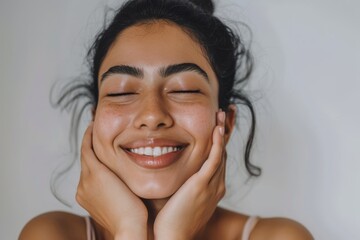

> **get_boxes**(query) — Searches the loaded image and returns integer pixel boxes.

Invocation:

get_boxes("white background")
[1,0,359,239]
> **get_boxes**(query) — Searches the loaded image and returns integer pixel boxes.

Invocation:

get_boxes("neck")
[142,198,169,240]
[143,198,169,220]
[99,198,217,240]
[143,198,211,240]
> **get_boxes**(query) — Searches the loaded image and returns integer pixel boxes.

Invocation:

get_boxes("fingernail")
[219,126,224,136]
[220,111,225,124]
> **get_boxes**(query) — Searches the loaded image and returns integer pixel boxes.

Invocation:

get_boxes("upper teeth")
[129,146,181,157]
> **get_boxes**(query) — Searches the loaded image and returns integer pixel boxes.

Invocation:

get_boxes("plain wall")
[1,0,359,239]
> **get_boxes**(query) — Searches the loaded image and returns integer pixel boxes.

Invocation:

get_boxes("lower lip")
[125,149,184,169]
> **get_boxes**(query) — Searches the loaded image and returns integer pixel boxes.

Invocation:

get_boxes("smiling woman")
[19,0,313,240]
[93,22,220,200]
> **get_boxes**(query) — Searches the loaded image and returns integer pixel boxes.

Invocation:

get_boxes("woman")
[20,0,313,239]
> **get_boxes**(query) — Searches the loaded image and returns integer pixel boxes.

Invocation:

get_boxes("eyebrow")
[101,65,143,81]
[159,63,209,81]
[100,63,209,82]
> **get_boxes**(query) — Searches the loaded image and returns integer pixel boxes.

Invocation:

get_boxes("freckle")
[104,105,123,116]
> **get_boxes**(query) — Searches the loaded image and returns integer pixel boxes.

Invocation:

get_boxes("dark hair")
[53,0,261,202]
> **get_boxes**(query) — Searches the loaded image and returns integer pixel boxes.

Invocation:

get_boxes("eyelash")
[170,90,201,94]
[106,90,201,97]
[106,92,137,97]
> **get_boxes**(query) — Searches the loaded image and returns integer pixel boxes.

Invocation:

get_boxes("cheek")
[173,105,216,178]
[176,105,216,143]
[92,105,129,156]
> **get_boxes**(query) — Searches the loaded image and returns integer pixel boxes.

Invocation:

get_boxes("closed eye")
[106,92,137,97]
[170,90,201,94]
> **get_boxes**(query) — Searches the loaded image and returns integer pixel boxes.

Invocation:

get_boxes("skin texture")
[93,22,221,200]
[19,22,314,240]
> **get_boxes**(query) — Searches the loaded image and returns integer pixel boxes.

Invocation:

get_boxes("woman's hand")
[76,122,148,240]
[154,111,227,240]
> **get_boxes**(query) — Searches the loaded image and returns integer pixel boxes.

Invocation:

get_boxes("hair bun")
[189,0,215,14]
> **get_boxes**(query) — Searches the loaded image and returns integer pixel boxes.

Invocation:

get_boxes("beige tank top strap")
[84,216,96,240]
[241,216,259,240]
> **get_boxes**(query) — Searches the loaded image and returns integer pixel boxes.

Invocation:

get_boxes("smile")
[122,144,186,169]
[128,146,182,157]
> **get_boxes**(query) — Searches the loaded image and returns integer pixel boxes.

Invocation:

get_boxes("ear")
[224,104,236,144]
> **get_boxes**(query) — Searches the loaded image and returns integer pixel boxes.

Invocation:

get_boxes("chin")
[128,180,180,200]
[138,192,172,200]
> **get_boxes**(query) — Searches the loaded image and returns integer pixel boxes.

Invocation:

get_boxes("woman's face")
[92,22,222,199]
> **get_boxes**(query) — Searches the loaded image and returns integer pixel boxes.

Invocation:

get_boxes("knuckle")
[217,191,225,200]
[208,162,218,174]
[80,144,87,157]
[75,191,83,205]
[76,184,84,196]
[217,184,226,199]
[210,164,217,173]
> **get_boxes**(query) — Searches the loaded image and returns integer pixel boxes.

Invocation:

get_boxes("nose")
[133,93,174,130]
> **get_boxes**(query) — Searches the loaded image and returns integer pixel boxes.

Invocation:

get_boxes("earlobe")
[224,104,236,144]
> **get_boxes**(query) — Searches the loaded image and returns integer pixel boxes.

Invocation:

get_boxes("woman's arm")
[154,111,227,240]
[76,122,148,240]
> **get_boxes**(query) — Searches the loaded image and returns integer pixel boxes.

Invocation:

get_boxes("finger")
[80,122,100,171]
[208,150,226,202]
[80,122,92,169]
[209,150,226,184]
[215,111,227,181]
[198,111,225,181]
[81,122,94,151]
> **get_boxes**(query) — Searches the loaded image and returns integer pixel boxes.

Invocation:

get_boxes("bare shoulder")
[206,207,249,239]
[210,208,313,240]
[19,211,86,240]
[252,217,314,240]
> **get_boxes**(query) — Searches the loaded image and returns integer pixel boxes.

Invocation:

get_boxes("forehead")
[98,21,216,81]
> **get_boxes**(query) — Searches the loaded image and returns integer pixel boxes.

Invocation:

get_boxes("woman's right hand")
[76,122,148,240]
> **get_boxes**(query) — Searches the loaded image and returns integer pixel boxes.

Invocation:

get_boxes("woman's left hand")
[154,111,226,240]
